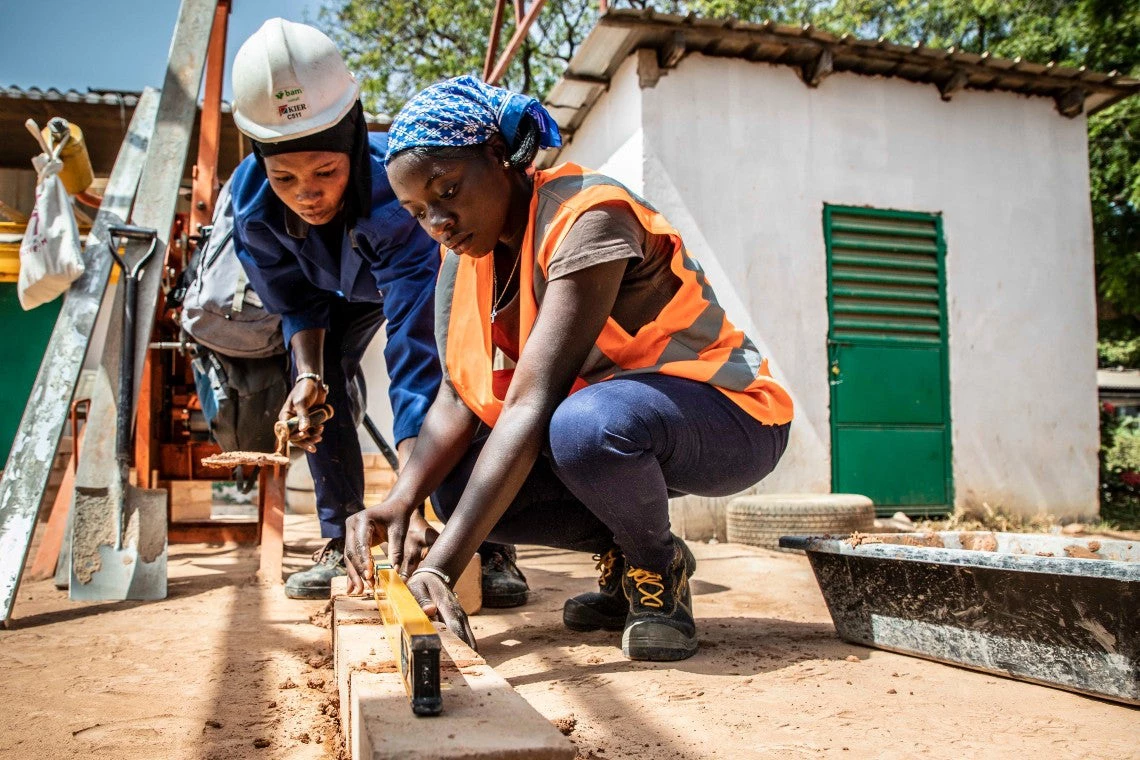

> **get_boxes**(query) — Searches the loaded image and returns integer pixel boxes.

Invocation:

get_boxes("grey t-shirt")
[495,202,681,346]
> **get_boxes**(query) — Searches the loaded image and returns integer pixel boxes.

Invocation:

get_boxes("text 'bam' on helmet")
[232,18,360,143]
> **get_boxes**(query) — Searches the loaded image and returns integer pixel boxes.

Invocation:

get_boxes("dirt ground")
[1,516,1136,759]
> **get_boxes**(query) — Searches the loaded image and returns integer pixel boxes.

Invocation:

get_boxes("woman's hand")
[279,377,328,453]
[344,501,438,594]
[284,328,328,453]
[407,570,477,651]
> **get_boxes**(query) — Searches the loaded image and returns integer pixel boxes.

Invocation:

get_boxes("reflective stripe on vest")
[435,163,793,427]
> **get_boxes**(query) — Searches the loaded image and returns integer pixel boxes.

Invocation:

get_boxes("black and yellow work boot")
[284,537,346,600]
[562,547,627,632]
[621,537,699,661]
[480,543,530,608]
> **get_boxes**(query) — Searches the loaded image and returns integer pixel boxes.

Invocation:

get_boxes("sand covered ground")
[1,516,1135,759]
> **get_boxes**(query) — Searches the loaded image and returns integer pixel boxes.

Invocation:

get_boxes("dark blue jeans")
[298,300,384,539]
[432,374,790,571]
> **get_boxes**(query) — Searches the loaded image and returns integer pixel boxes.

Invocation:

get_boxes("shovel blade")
[70,485,167,601]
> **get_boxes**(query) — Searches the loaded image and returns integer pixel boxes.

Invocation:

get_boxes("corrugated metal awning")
[0,86,393,174]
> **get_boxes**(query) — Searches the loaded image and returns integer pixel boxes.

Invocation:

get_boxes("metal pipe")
[147,341,198,351]
[362,414,400,471]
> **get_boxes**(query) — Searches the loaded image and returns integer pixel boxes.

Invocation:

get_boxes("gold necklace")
[490,249,522,323]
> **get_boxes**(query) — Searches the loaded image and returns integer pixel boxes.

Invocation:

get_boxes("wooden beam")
[0,90,157,626]
[660,31,686,68]
[257,466,286,584]
[1055,86,1085,117]
[801,46,834,87]
[168,521,259,544]
[637,48,663,88]
[938,69,970,101]
[562,72,610,87]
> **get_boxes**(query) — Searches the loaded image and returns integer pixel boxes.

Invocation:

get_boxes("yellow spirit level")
[371,550,443,715]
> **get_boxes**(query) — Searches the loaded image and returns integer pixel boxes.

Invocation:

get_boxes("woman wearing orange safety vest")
[344,76,792,662]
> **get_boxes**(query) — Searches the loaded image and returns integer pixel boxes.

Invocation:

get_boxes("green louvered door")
[825,206,952,516]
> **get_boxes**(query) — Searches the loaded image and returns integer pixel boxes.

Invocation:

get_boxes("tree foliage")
[320,0,1139,330]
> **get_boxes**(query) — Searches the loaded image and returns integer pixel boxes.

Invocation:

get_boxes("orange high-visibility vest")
[436,163,794,428]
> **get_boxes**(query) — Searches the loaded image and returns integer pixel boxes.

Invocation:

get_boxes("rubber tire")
[726,494,875,552]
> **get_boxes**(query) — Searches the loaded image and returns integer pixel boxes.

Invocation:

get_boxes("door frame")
[823,204,954,516]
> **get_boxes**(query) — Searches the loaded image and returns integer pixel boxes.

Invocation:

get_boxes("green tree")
[320,0,1139,339]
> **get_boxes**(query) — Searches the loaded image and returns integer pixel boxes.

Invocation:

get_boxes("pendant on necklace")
[490,306,498,323]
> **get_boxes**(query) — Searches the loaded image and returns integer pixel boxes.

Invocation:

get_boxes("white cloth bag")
[17,156,85,310]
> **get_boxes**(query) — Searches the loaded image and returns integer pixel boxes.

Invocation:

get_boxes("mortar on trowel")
[200,404,334,470]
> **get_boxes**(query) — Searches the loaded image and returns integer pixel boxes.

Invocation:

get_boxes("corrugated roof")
[543,9,1140,155]
[0,85,393,174]
[0,86,141,108]
[0,86,392,126]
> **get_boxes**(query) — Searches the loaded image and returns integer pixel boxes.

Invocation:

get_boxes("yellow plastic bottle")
[43,118,94,195]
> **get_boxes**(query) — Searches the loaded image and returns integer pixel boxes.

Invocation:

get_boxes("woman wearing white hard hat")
[229,18,529,603]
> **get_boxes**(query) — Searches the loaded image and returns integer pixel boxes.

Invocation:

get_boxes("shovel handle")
[107,224,159,241]
[107,225,158,280]
[108,224,158,468]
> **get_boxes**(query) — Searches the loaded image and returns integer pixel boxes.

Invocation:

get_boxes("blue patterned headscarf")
[386,75,561,164]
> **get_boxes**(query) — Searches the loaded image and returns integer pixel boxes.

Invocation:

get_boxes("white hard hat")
[232,18,360,143]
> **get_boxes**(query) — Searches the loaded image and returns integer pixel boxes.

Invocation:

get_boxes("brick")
[335,619,394,741]
[351,632,575,760]
[332,582,573,759]
[169,480,213,522]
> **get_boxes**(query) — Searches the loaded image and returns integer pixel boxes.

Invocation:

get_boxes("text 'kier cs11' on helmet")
[232,18,360,144]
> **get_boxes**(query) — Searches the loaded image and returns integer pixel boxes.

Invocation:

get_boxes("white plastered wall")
[359,330,394,453]
[557,52,1099,519]
[553,55,646,193]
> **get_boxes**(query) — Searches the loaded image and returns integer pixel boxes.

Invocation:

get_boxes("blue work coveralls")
[230,132,441,538]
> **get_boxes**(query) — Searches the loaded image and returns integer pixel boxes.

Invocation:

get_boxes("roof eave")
[539,9,1140,166]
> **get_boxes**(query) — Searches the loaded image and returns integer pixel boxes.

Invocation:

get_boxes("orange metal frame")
[483,1,609,85]
[189,0,230,235]
[483,0,548,85]
[131,0,286,577]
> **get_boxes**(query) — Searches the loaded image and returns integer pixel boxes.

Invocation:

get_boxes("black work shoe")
[284,538,346,600]
[563,547,627,632]
[480,544,530,608]
[621,537,699,661]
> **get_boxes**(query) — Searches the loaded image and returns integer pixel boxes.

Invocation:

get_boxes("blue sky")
[0,0,322,99]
